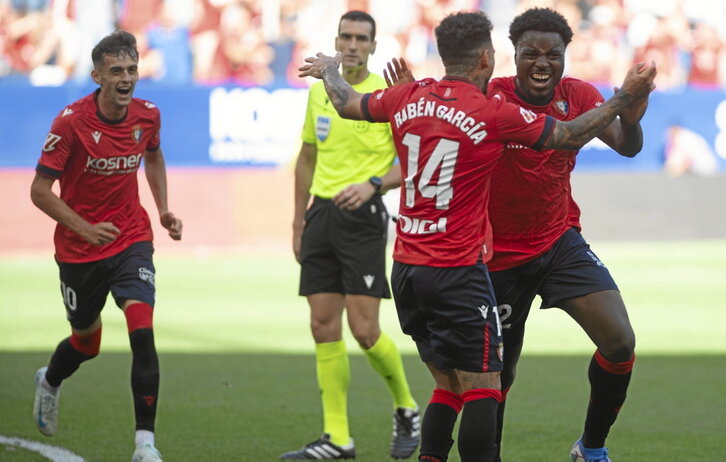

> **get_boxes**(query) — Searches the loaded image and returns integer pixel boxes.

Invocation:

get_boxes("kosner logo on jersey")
[86,153,143,175]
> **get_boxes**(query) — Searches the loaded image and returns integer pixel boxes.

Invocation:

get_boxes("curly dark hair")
[435,11,493,68]
[509,7,573,47]
[91,30,139,68]
[339,10,376,41]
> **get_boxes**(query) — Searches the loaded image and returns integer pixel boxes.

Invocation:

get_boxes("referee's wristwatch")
[368,176,383,194]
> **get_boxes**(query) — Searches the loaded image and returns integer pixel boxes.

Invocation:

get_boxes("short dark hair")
[509,7,573,47]
[91,30,139,68]
[435,11,493,68]
[339,10,376,41]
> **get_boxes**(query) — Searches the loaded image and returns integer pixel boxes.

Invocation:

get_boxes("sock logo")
[143,395,156,406]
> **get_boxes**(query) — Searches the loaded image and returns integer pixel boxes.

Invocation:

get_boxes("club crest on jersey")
[316,116,331,141]
[131,125,143,143]
[554,100,569,115]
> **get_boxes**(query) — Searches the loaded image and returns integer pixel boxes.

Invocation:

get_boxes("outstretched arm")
[144,148,182,240]
[298,52,366,120]
[546,62,656,151]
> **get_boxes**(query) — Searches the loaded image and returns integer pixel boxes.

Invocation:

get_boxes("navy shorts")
[391,261,503,373]
[56,241,156,330]
[299,195,391,298]
[489,228,618,346]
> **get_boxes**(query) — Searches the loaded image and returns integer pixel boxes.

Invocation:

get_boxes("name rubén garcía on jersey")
[390,96,488,145]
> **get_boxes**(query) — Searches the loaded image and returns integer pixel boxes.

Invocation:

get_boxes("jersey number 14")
[401,133,459,211]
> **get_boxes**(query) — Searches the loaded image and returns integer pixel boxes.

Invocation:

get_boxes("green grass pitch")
[1,240,725,460]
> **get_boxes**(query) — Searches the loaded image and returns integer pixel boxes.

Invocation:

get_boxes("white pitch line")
[0,435,84,461]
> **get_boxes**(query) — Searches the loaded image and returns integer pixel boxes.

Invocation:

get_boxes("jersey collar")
[93,89,128,125]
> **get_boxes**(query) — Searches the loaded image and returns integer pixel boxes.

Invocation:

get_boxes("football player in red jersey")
[30,30,181,462]
[382,8,650,462]
[486,9,649,462]
[299,11,655,462]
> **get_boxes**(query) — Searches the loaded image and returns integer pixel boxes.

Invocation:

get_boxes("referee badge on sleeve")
[316,116,331,141]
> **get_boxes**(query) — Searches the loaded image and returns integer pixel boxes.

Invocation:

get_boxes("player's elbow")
[617,145,641,158]
[30,178,49,208]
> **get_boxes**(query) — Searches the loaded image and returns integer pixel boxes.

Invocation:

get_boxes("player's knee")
[350,324,379,349]
[310,317,342,343]
[124,302,153,333]
[600,332,635,363]
[70,328,102,357]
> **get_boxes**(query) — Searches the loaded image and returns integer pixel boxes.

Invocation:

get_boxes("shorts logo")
[139,267,155,286]
[477,305,489,319]
[586,251,605,267]
[316,116,331,141]
[363,274,375,289]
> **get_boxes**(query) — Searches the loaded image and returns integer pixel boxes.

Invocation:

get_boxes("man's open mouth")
[530,73,551,84]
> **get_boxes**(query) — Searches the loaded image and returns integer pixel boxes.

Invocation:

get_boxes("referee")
[283,10,419,461]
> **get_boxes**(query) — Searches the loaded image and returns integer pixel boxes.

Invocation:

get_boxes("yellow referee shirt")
[301,73,396,199]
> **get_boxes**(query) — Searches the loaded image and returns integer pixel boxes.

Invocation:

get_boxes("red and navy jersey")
[363,77,554,267]
[486,76,604,271]
[35,91,161,263]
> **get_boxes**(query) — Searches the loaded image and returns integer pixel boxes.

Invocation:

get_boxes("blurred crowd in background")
[1,0,725,89]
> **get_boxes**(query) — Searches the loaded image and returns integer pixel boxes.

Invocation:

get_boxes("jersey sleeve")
[35,111,75,179]
[361,87,394,123]
[572,80,605,113]
[300,87,317,145]
[492,97,555,151]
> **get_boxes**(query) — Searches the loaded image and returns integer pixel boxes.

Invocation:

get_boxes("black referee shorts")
[299,195,391,298]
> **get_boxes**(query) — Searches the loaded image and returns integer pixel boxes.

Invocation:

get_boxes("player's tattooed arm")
[546,61,656,151]
[298,52,366,120]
